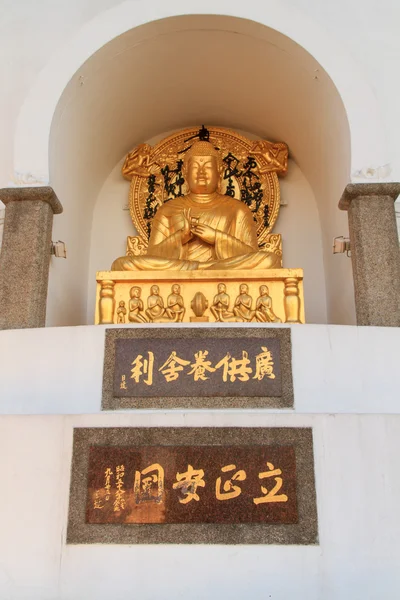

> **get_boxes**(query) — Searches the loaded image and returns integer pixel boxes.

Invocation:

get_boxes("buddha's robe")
[111,194,280,271]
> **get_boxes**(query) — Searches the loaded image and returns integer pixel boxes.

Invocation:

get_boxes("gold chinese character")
[104,467,113,501]
[134,463,164,504]
[93,489,104,509]
[120,374,127,390]
[215,464,247,500]
[130,352,154,386]
[113,465,126,512]
[173,464,205,504]
[253,462,288,505]
[214,351,252,382]
[253,347,275,380]
[159,351,190,382]
[187,350,216,381]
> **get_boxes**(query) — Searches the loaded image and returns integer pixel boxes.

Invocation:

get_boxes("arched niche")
[41,13,358,325]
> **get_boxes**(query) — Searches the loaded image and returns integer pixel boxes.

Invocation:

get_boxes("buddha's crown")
[183,141,222,169]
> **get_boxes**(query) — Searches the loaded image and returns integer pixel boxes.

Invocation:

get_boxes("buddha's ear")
[181,161,188,179]
[217,160,225,180]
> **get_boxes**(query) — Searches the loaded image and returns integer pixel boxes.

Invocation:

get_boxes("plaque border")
[67,426,318,545]
[101,327,294,410]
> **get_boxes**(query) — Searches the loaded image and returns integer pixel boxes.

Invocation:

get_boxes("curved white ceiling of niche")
[14,0,386,184]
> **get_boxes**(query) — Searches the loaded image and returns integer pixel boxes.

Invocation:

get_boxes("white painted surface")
[0,323,399,415]
[13,0,387,182]
[0,412,399,599]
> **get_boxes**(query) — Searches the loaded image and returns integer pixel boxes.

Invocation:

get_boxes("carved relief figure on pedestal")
[233,284,255,322]
[255,285,281,323]
[128,286,147,323]
[210,283,235,322]
[145,285,166,322]
[116,300,127,323]
[166,284,185,322]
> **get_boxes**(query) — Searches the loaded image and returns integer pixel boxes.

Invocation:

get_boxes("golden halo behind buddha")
[125,126,288,246]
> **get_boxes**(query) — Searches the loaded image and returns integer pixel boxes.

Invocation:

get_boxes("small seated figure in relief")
[128,286,147,323]
[112,140,281,272]
[255,285,282,323]
[233,284,255,322]
[166,284,185,322]
[145,285,166,322]
[116,300,127,323]
[210,283,234,322]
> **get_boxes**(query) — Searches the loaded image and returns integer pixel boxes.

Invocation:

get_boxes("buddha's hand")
[181,208,193,244]
[191,223,217,245]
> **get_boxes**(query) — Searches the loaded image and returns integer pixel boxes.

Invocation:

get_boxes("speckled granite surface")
[0,187,62,329]
[102,327,294,409]
[67,426,318,545]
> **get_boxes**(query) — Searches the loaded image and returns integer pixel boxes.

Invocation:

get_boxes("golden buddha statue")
[111,141,281,272]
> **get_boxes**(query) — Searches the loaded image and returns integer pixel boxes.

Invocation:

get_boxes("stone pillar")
[339,183,400,327]
[0,187,63,330]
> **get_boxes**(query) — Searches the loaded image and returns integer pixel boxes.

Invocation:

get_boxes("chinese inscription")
[113,337,282,398]
[86,445,297,525]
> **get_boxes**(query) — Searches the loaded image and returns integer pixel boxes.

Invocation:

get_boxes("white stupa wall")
[0,5,399,598]
[0,322,399,599]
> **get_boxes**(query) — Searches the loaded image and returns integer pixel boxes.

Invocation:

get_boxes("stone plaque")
[67,427,318,544]
[102,327,293,409]
[86,445,297,525]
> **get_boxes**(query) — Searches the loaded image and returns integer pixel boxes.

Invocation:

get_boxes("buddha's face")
[186,156,219,194]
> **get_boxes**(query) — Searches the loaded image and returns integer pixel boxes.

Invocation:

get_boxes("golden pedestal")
[95,269,305,325]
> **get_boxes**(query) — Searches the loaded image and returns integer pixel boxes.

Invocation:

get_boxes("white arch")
[14,0,388,185]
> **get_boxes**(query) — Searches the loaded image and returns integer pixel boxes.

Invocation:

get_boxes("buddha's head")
[183,141,222,194]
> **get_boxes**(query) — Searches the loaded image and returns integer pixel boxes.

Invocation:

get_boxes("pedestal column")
[339,183,400,327]
[0,187,63,330]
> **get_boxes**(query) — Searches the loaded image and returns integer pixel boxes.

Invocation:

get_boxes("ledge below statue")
[95,269,305,325]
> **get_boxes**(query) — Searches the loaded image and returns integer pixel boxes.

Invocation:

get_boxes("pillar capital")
[0,186,63,214]
[339,182,400,210]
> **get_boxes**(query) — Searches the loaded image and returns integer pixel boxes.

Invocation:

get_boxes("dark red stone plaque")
[86,444,297,525]
[102,328,294,409]
[113,336,282,397]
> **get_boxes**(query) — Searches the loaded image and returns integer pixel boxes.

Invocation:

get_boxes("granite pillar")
[0,187,63,330]
[339,183,400,327]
